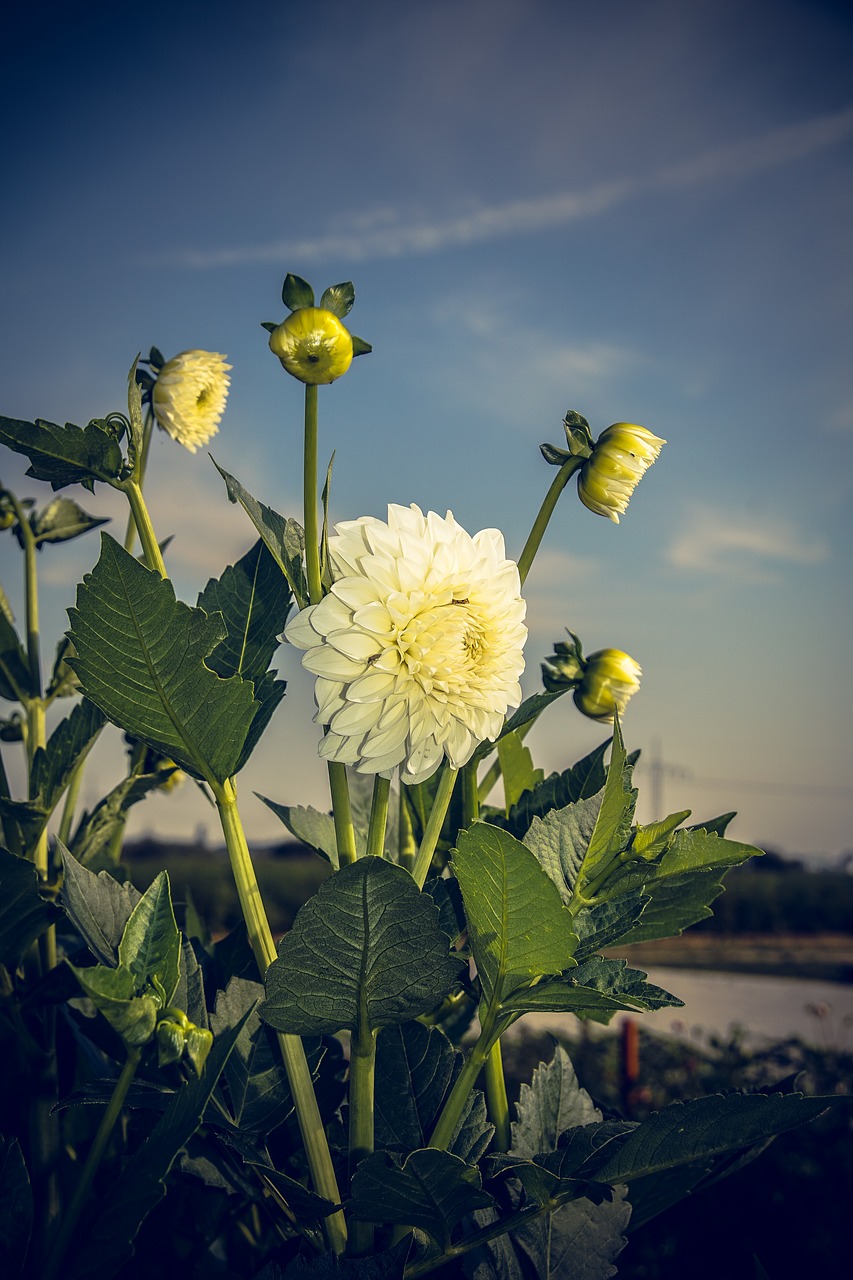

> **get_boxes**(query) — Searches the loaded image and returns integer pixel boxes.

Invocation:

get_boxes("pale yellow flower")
[151,350,231,452]
[578,423,665,522]
[573,649,642,723]
[268,307,353,384]
[285,504,527,785]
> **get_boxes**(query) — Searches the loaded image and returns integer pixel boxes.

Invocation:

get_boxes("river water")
[511,968,853,1050]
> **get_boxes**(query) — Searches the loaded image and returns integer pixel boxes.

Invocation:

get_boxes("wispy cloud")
[164,105,853,269]
[668,504,829,580]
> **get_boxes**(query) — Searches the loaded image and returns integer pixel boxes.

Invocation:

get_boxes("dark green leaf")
[30,496,109,545]
[375,1020,493,1164]
[573,890,649,960]
[68,1006,252,1280]
[451,824,577,1006]
[233,669,286,772]
[67,534,260,785]
[497,731,544,814]
[197,539,291,684]
[501,957,681,1023]
[522,792,604,905]
[46,636,80,699]
[59,841,141,966]
[212,460,307,609]
[259,796,343,867]
[319,281,355,318]
[0,415,124,491]
[0,1137,32,1277]
[611,829,760,944]
[278,1239,409,1277]
[349,1148,493,1248]
[210,976,323,1132]
[282,273,315,310]
[497,738,611,839]
[511,1190,631,1280]
[260,858,462,1037]
[250,1164,339,1219]
[69,771,172,870]
[30,698,104,812]
[573,718,636,898]
[0,612,31,703]
[580,1093,834,1187]
[118,870,181,1004]
[0,847,58,967]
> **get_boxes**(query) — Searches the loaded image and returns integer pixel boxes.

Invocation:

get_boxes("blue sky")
[2,0,852,860]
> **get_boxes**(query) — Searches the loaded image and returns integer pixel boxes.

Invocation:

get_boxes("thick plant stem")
[516,456,583,587]
[303,383,322,606]
[123,479,167,577]
[484,1040,511,1151]
[461,760,479,828]
[42,1048,142,1280]
[328,762,358,865]
[411,765,458,890]
[398,784,416,872]
[428,1010,499,1152]
[348,1024,377,1256]
[215,780,347,1253]
[366,774,391,858]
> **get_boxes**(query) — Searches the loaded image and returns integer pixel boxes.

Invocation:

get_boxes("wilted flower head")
[578,423,665,523]
[573,648,642,723]
[152,350,231,453]
[268,307,354,385]
[285,504,527,785]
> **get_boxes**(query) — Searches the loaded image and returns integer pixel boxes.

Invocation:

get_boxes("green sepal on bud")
[541,630,586,691]
[155,1006,213,1074]
[540,410,595,467]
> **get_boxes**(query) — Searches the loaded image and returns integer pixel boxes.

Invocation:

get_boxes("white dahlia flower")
[285,504,528,785]
[151,350,232,452]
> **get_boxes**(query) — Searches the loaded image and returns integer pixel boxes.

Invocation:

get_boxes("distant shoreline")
[615,932,853,984]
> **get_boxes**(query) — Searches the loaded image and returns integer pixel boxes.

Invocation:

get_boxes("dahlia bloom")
[573,648,642,723]
[578,423,665,523]
[285,504,527,784]
[151,350,231,453]
[268,307,353,384]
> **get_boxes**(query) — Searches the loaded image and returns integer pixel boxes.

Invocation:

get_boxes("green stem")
[123,408,154,552]
[428,1007,501,1151]
[516,456,583,587]
[56,757,84,847]
[411,766,458,890]
[366,774,391,858]
[461,760,479,828]
[42,1047,142,1280]
[304,383,322,606]
[215,779,347,1254]
[347,1024,377,1256]
[122,479,167,577]
[398,783,416,872]
[484,1039,511,1151]
[328,761,358,865]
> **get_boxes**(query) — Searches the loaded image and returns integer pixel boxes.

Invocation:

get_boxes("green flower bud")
[578,423,665,523]
[156,1017,186,1067]
[573,649,642,723]
[184,1025,213,1076]
[269,307,354,384]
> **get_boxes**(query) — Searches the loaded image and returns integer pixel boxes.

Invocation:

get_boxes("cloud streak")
[668,504,829,579]
[166,105,853,269]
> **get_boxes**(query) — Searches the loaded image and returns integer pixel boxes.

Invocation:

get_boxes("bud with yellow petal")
[268,307,354,384]
[578,423,665,523]
[573,648,642,723]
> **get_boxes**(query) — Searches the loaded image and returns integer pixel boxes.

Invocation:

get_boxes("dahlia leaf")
[0,848,59,968]
[511,1044,601,1160]
[0,611,32,702]
[496,737,611,838]
[260,857,463,1037]
[68,771,175,871]
[29,495,110,545]
[348,1148,493,1248]
[500,957,681,1024]
[58,841,141,966]
[451,823,578,1007]
[0,414,124,491]
[67,534,259,785]
[497,729,544,814]
[196,539,291,684]
[212,459,308,609]
[375,1020,493,1164]
[118,870,182,1005]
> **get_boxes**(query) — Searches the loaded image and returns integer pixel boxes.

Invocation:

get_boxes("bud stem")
[517,455,584,586]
